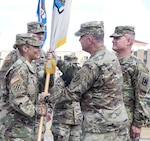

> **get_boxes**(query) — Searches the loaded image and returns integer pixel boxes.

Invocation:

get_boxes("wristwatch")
[44,96,49,103]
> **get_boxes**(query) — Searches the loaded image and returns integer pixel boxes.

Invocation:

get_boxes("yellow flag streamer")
[37,0,72,141]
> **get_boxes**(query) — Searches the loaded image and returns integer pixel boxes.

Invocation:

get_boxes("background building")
[0,41,150,140]
[0,50,10,67]
[0,40,149,71]
[132,40,150,71]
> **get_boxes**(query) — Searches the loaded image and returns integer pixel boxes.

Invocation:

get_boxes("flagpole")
[37,0,72,140]
[36,0,51,141]
[37,73,50,141]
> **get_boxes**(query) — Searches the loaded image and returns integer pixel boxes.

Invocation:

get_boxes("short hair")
[92,33,104,42]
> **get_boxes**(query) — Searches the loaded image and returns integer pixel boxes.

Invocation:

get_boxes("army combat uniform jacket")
[0,49,20,101]
[0,57,45,141]
[52,61,82,125]
[119,53,150,128]
[0,48,54,102]
[48,46,129,133]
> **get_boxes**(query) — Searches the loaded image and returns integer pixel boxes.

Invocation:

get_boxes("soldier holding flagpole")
[37,0,83,140]
[0,33,47,141]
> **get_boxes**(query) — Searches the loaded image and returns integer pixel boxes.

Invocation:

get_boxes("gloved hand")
[61,74,72,87]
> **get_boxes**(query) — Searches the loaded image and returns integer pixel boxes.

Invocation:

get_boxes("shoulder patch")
[139,72,150,92]
[72,74,80,82]
[10,76,25,95]
[10,75,20,84]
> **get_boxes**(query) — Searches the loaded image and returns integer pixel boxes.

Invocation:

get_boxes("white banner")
[50,0,72,50]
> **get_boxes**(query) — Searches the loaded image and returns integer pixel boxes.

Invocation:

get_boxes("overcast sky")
[0,0,150,52]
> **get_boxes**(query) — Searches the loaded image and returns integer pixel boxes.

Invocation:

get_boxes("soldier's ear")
[22,45,29,53]
[125,34,131,45]
[128,37,133,46]
[87,35,94,44]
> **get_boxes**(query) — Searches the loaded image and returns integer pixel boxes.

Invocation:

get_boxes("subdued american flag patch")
[10,75,20,84]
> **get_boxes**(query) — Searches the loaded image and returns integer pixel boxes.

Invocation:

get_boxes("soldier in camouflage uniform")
[40,21,130,141]
[0,22,53,121]
[110,26,150,141]
[0,33,47,141]
[51,55,82,141]
[27,22,54,94]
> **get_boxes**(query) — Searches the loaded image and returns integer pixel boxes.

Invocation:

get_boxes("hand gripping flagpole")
[37,0,72,140]
[37,0,53,140]
[37,59,56,141]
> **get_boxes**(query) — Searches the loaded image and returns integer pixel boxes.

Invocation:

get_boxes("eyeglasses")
[80,34,88,39]
[80,35,85,38]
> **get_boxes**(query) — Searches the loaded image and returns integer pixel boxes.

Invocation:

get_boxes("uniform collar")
[119,53,132,64]
[20,56,35,73]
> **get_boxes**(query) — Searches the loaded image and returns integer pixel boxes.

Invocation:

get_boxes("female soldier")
[0,33,47,141]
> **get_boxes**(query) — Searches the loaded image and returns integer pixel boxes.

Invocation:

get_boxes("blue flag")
[37,0,47,45]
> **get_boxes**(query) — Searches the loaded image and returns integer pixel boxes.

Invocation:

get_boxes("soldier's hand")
[39,92,50,103]
[47,49,57,61]
[130,125,141,139]
[46,112,52,122]
[47,50,53,59]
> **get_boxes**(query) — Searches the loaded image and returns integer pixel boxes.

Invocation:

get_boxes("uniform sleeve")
[8,68,36,118]
[132,64,150,128]
[48,62,100,104]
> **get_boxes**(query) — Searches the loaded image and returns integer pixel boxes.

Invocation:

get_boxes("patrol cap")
[64,55,78,63]
[15,33,43,47]
[110,26,135,37]
[75,21,104,36]
[27,21,46,33]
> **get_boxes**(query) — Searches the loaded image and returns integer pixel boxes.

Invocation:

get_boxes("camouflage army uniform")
[0,48,53,94]
[0,33,46,141]
[119,54,150,125]
[0,49,20,102]
[110,26,150,141]
[27,21,55,91]
[45,21,130,141]
[51,55,83,141]
[32,49,54,92]
[0,22,54,123]
[0,22,54,99]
